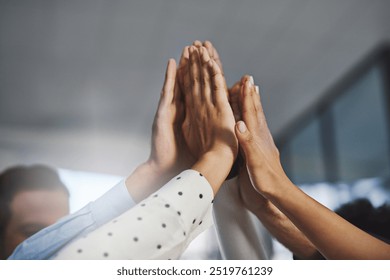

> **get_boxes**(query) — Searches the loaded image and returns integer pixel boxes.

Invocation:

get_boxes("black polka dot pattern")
[53,170,213,260]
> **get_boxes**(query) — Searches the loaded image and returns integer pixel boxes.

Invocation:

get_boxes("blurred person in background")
[0,164,69,259]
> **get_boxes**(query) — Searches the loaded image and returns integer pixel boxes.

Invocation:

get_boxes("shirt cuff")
[91,179,135,227]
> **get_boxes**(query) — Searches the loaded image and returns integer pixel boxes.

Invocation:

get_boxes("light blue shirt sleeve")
[8,179,135,260]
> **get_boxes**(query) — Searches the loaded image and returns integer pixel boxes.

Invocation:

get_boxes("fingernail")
[255,85,259,94]
[238,121,247,133]
[249,76,254,85]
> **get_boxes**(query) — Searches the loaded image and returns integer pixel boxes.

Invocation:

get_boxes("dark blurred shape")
[0,164,69,259]
[336,198,390,243]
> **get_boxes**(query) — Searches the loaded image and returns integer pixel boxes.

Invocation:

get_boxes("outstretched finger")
[199,46,212,104]
[235,121,257,167]
[208,58,228,106]
[240,77,257,131]
[204,41,223,75]
[181,46,193,107]
[161,59,177,105]
[178,46,190,93]
[193,40,203,48]
[189,46,202,105]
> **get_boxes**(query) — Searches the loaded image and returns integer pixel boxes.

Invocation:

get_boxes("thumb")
[235,121,254,156]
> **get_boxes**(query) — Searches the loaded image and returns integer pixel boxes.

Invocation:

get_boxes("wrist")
[142,159,166,178]
[191,151,234,195]
[125,161,169,203]
[144,157,185,183]
[210,142,238,161]
[257,168,295,201]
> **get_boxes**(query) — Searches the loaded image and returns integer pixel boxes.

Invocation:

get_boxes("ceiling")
[1,0,389,175]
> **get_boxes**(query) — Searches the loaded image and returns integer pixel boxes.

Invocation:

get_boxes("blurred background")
[1,0,389,259]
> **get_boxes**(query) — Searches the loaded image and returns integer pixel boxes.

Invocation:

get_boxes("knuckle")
[192,76,200,84]
[200,78,207,87]
[245,133,254,143]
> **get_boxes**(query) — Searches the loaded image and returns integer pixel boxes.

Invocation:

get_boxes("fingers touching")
[199,47,212,103]
[192,40,224,77]
[188,46,202,106]
[185,45,227,107]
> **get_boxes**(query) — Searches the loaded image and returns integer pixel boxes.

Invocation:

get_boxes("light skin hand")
[182,46,238,193]
[125,59,195,202]
[148,59,195,178]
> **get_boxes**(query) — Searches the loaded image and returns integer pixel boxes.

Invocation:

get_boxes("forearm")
[125,161,179,203]
[251,199,320,259]
[240,167,319,259]
[264,175,390,259]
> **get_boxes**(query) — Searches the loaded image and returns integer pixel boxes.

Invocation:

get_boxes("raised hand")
[148,59,194,178]
[234,77,287,198]
[181,46,238,192]
[182,46,237,160]
[234,75,390,260]
[126,59,195,202]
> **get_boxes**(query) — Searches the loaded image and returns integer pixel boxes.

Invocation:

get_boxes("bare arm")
[229,76,319,259]
[235,77,390,260]
[238,164,320,259]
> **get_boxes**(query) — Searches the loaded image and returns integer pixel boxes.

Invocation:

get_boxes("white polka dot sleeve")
[53,170,214,260]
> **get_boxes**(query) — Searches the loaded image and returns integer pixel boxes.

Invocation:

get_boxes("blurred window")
[287,118,325,184]
[278,47,390,186]
[332,66,390,181]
